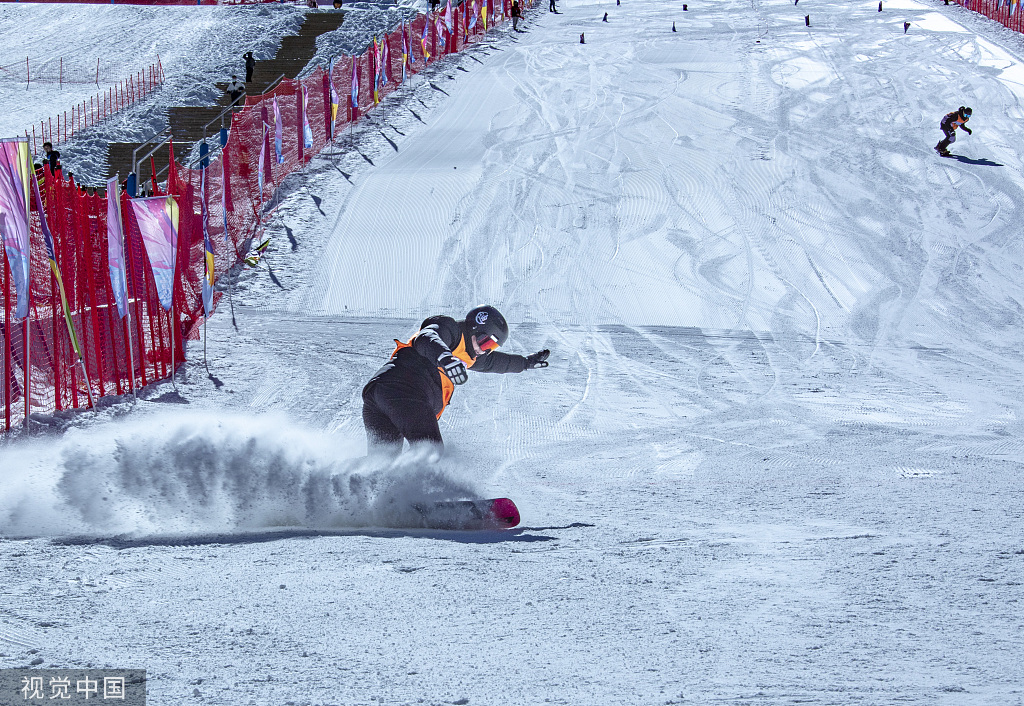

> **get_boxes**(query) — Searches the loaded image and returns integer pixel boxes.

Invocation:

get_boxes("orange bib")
[390,334,476,419]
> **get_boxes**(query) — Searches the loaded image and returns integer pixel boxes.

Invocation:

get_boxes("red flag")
[167,138,179,195]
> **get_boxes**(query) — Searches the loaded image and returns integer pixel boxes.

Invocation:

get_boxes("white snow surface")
[4,0,1024,703]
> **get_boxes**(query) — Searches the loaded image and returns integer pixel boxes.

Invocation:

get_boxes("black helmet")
[963,106,972,117]
[465,305,509,348]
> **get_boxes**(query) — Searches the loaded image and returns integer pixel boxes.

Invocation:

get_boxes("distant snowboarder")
[935,106,972,157]
[362,306,551,455]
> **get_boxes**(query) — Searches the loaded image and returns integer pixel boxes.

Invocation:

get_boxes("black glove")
[965,127,972,135]
[525,349,550,369]
[438,352,468,385]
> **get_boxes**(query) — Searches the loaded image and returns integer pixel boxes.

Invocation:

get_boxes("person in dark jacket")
[41,142,60,175]
[512,0,522,30]
[362,306,550,454]
[244,52,256,83]
[935,106,972,156]
[226,75,246,106]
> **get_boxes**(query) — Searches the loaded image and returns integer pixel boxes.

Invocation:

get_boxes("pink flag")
[301,84,313,149]
[129,196,179,311]
[351,56,360,119]
[273,97,284,164]
[258,121,267,202]
[381,33,392,85]
[106,177,128,318]
[0,138,31,319]
[435,15,446,43]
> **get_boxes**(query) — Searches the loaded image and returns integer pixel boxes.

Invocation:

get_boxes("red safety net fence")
[955,0,1024,32]
[2,0,530,433]
[0,0,274,5]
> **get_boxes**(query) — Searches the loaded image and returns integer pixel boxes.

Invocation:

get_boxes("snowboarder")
[362,306,551,454]
[935,106,972,157]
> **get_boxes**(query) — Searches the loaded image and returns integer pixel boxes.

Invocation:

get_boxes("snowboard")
[412,497,520,531]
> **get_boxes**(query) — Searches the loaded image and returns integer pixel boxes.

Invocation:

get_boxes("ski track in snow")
[4,0,1024,703]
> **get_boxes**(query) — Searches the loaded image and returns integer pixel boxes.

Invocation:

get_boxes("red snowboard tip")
[490,497,521,528]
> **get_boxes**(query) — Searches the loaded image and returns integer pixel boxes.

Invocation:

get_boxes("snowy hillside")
[0,0,425,181]
[3,0,1024,703]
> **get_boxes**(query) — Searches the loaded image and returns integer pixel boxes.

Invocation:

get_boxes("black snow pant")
[549,0,556,11]
[362,381,443,455]
[936,126,956,153]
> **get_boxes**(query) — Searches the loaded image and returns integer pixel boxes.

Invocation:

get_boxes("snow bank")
[0,411,479,537]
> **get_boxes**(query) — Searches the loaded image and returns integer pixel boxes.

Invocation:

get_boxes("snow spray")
[0,412,479,537]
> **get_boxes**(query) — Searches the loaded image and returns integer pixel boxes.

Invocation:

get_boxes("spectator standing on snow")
[935,106,972,157]
[549,0,556,12]
[226,75,246,107]
[41,142,60,175]
[512,0,522,30]
[244,52,256,83]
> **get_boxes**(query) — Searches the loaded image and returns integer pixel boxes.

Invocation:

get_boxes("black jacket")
[365,315,529,416]
[44,150,60,175]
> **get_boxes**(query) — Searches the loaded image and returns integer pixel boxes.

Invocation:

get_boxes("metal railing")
[131,129,171,182]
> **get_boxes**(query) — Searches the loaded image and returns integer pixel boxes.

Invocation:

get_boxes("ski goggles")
[476,334,501,353]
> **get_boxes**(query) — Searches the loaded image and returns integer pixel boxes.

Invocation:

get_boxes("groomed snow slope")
[2,0,1024,703]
